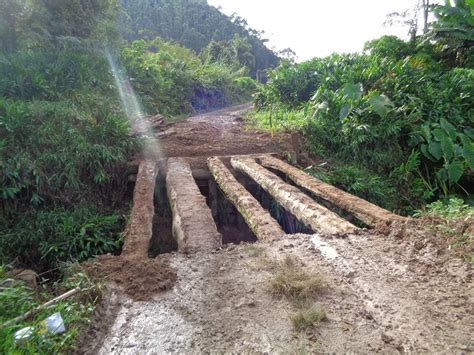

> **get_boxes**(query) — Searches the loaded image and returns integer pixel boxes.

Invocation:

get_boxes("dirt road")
[82,105,473,354]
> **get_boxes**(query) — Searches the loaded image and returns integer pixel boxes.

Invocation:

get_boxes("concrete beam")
[259,156,403,226]
[122,160,158,257]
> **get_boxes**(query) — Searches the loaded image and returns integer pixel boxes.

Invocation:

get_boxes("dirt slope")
[82,104,473,353]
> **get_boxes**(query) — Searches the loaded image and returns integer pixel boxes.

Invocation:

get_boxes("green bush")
[0,206,124,270]
[253,40,474,212]
[0,98,136,210]
[121,38,257,116]
[0,265,98,354]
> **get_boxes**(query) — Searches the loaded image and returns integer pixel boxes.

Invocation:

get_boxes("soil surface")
[155,103,294,169]
[81,104,473,353]
[95,232,472,353]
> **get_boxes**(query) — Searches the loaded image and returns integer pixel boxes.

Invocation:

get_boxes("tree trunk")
[208,157,284,241]
[231,157,356,235]
[423,0,430,34]
[259,156,404,227]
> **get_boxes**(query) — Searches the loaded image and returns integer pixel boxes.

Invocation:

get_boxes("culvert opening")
[195,177,258,245]
[241,177,313,234]
[149,176,178,257]
[261,164,370,229]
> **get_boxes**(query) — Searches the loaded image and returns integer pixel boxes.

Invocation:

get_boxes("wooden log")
[167,158,222,253]
[207,157,284,241]
[231,158,356,235]
[259,156,403,226]
[122,159,158,257]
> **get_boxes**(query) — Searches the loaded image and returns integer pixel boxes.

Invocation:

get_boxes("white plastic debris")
[14,326,33,344]
[43,312,65,334]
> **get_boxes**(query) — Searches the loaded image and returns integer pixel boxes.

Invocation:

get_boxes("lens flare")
[105,49,162,160]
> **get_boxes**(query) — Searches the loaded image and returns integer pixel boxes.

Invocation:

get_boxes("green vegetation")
[415,197,474,262]
[253,1,474,214]
[0,266,100,354]
[0,0,138,273]
[291,307,327,332]
[0,0,266,349]
[0,0,260,274]
[421,197,474,219]
[121,37,257,115]
[119,0,279,76]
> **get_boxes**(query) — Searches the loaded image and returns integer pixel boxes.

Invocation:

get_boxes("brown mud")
[84,254,177,302]
[80,104,473,353]
[156,103,294,168]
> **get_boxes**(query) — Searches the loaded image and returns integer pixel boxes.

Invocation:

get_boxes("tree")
[118,0,279,76]
[278,48,297,63]
[0,0,25,53]
[430,0,474,66]
[384,0,432,46]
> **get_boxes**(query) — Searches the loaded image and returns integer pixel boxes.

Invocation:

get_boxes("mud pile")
[85,254,177,302]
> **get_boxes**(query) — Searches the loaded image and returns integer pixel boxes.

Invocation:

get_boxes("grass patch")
[247,108,308,132]
[291,307,327,332]
[269,256,323,304]
[0,264,101,354]
[243,243,267,258]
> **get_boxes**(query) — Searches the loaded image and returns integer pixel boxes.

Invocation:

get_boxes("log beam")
[231,157,356,234]
[208,157,284,241]
[260,156,403,226]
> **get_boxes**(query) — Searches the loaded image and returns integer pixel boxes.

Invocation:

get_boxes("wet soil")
[155,103,294,168]
[97,233,472,353]
[81,104,473,353]
[84,254,177,302]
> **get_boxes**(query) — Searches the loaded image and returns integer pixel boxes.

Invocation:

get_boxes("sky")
[207,0,437,61]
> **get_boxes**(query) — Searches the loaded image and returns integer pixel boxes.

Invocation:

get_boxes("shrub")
[0,206,124,271]
[253,38,474,211]
[0,265,99,354]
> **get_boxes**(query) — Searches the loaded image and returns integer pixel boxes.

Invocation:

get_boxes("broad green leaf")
[447,160,464,184]
[463,145,474,169]
[421,144,435,160]
[432,128,446,141]
[454,143,463,158]
[440,134,455,160]
[433,128,454,160]
[342,83,363,100]
[420,124,432,141]
[369,94,393,118]
[465,127,474,140]
[437,167,448,182]
[439,118,457,140]
[339,104,350,119]
[459,133,471,147]
[428,142,443,160]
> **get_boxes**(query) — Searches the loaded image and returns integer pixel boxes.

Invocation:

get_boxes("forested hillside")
[119,0,280,76]
[1,0,473,352]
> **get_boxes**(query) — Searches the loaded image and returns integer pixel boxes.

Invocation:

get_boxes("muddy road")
[81,104,473,354]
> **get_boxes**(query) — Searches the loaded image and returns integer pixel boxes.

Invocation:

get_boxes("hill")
[119,0,280,76]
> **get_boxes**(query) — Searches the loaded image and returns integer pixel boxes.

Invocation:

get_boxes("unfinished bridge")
[122,154,403,257]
